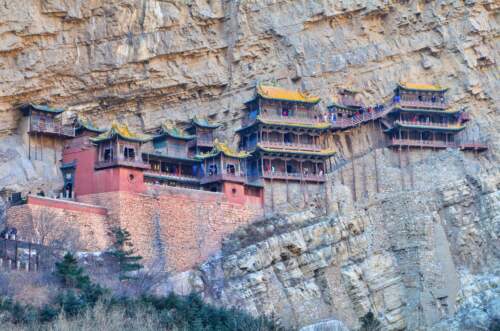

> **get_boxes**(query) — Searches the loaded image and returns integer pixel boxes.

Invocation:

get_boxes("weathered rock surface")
[0,0,498,193]
[170,163,499,330]
[0,1,499,330]
[299,319,350,331]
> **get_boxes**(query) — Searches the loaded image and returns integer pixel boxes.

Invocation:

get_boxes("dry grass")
[1,303,163,331]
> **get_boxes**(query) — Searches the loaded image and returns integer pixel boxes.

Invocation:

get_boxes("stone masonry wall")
[6,196,109,251]
[78,186,263,272]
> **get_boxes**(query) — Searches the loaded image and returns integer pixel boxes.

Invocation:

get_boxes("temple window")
[103,148,113,161]
[124,147,135,160]
[226,164,236,174]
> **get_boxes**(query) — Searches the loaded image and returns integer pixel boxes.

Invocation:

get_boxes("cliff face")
[180,150,499,330]
[1,0,499,192]
[0,0,499,330]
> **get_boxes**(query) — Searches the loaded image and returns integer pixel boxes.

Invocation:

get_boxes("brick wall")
[7,188,262,272]
[6,196,109,251]
[79,186,263,272]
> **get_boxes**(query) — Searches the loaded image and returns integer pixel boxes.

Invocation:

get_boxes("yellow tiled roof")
[399,82,447,91]
[91,122,151,143]
[198,139,250,159]
[257,84,321,104]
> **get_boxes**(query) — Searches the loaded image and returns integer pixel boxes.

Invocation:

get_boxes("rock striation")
[0,1,498,330]
[175,158,499,330]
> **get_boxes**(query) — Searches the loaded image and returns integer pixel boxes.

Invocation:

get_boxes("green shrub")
[0,256,284,331]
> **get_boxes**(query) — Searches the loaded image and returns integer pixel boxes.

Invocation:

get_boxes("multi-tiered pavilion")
[384,83,473,149]
[237,83,335,183]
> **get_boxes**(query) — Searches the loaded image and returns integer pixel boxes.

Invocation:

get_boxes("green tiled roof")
[76,117,106,133]
[20,103,64,115]
[90,123,152,143]
[191,117,221,129]
[157,123,196,140]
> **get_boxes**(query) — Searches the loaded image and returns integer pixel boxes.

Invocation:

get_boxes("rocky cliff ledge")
[176,168,499,330]
[0,1,499,330]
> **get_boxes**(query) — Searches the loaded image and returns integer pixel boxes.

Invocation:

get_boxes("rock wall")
[0,0,498,193]
[185,165,499,330]
[0,0,499,330]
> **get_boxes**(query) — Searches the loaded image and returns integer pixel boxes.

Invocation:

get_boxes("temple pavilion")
[327,89,365,122]
[18,104,75,163]
[384,83,471,149]
[19,104,75,139]
[142,122,201,189]
[237,83,335,184]
[185,117,221,155]
[90,123,152,170]
[197,140,251,191]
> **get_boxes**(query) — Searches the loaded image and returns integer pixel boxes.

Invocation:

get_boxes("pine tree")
[108,227,143,280]
[359,311,382,331]
[55,253,91,289]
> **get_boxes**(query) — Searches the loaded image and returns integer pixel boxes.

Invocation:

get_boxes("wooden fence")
[0,238,60,272]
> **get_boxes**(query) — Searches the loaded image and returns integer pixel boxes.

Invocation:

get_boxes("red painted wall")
[223,182,264,207]
[62,138,146,197]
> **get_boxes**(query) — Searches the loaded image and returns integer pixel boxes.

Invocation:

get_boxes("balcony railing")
[259,141,322,152]
[388,138,456,149]
[242,114,322,128]
[196,137,214,147]
[261,114,320,125]
[389,138,488,151]
[95,158,151,170]
[30,120,75,137]
[458,142,488,151]
[144,170,200,183]
[397,99,448,110]
[262,171,326,182]
[394,120,462,129]
[200,173,246,185]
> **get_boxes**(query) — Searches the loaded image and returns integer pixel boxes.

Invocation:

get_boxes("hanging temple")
[4,82,488,272]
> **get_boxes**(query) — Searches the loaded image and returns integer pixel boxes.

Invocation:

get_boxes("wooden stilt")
[351,134,357,202]
[408,145,414,190]
[399,129,405,190]
[374,148,380,193]
[270,159,275,212]
[285,158,289,203]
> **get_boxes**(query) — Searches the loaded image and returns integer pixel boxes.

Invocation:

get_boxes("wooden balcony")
[144,170,200,183]
[398,100,448,110]
[200,173,246,185]
[388,138,456,149]
[30,119,75,137]
[393,120,463,130]
[241,114,322,128]
[94,158,151,170]
[196,137,214,148]
[389,138,488,152]
[259,141,322,152]
[260,114,321,125]
[262,171,326,182]
[458,142,488,152]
